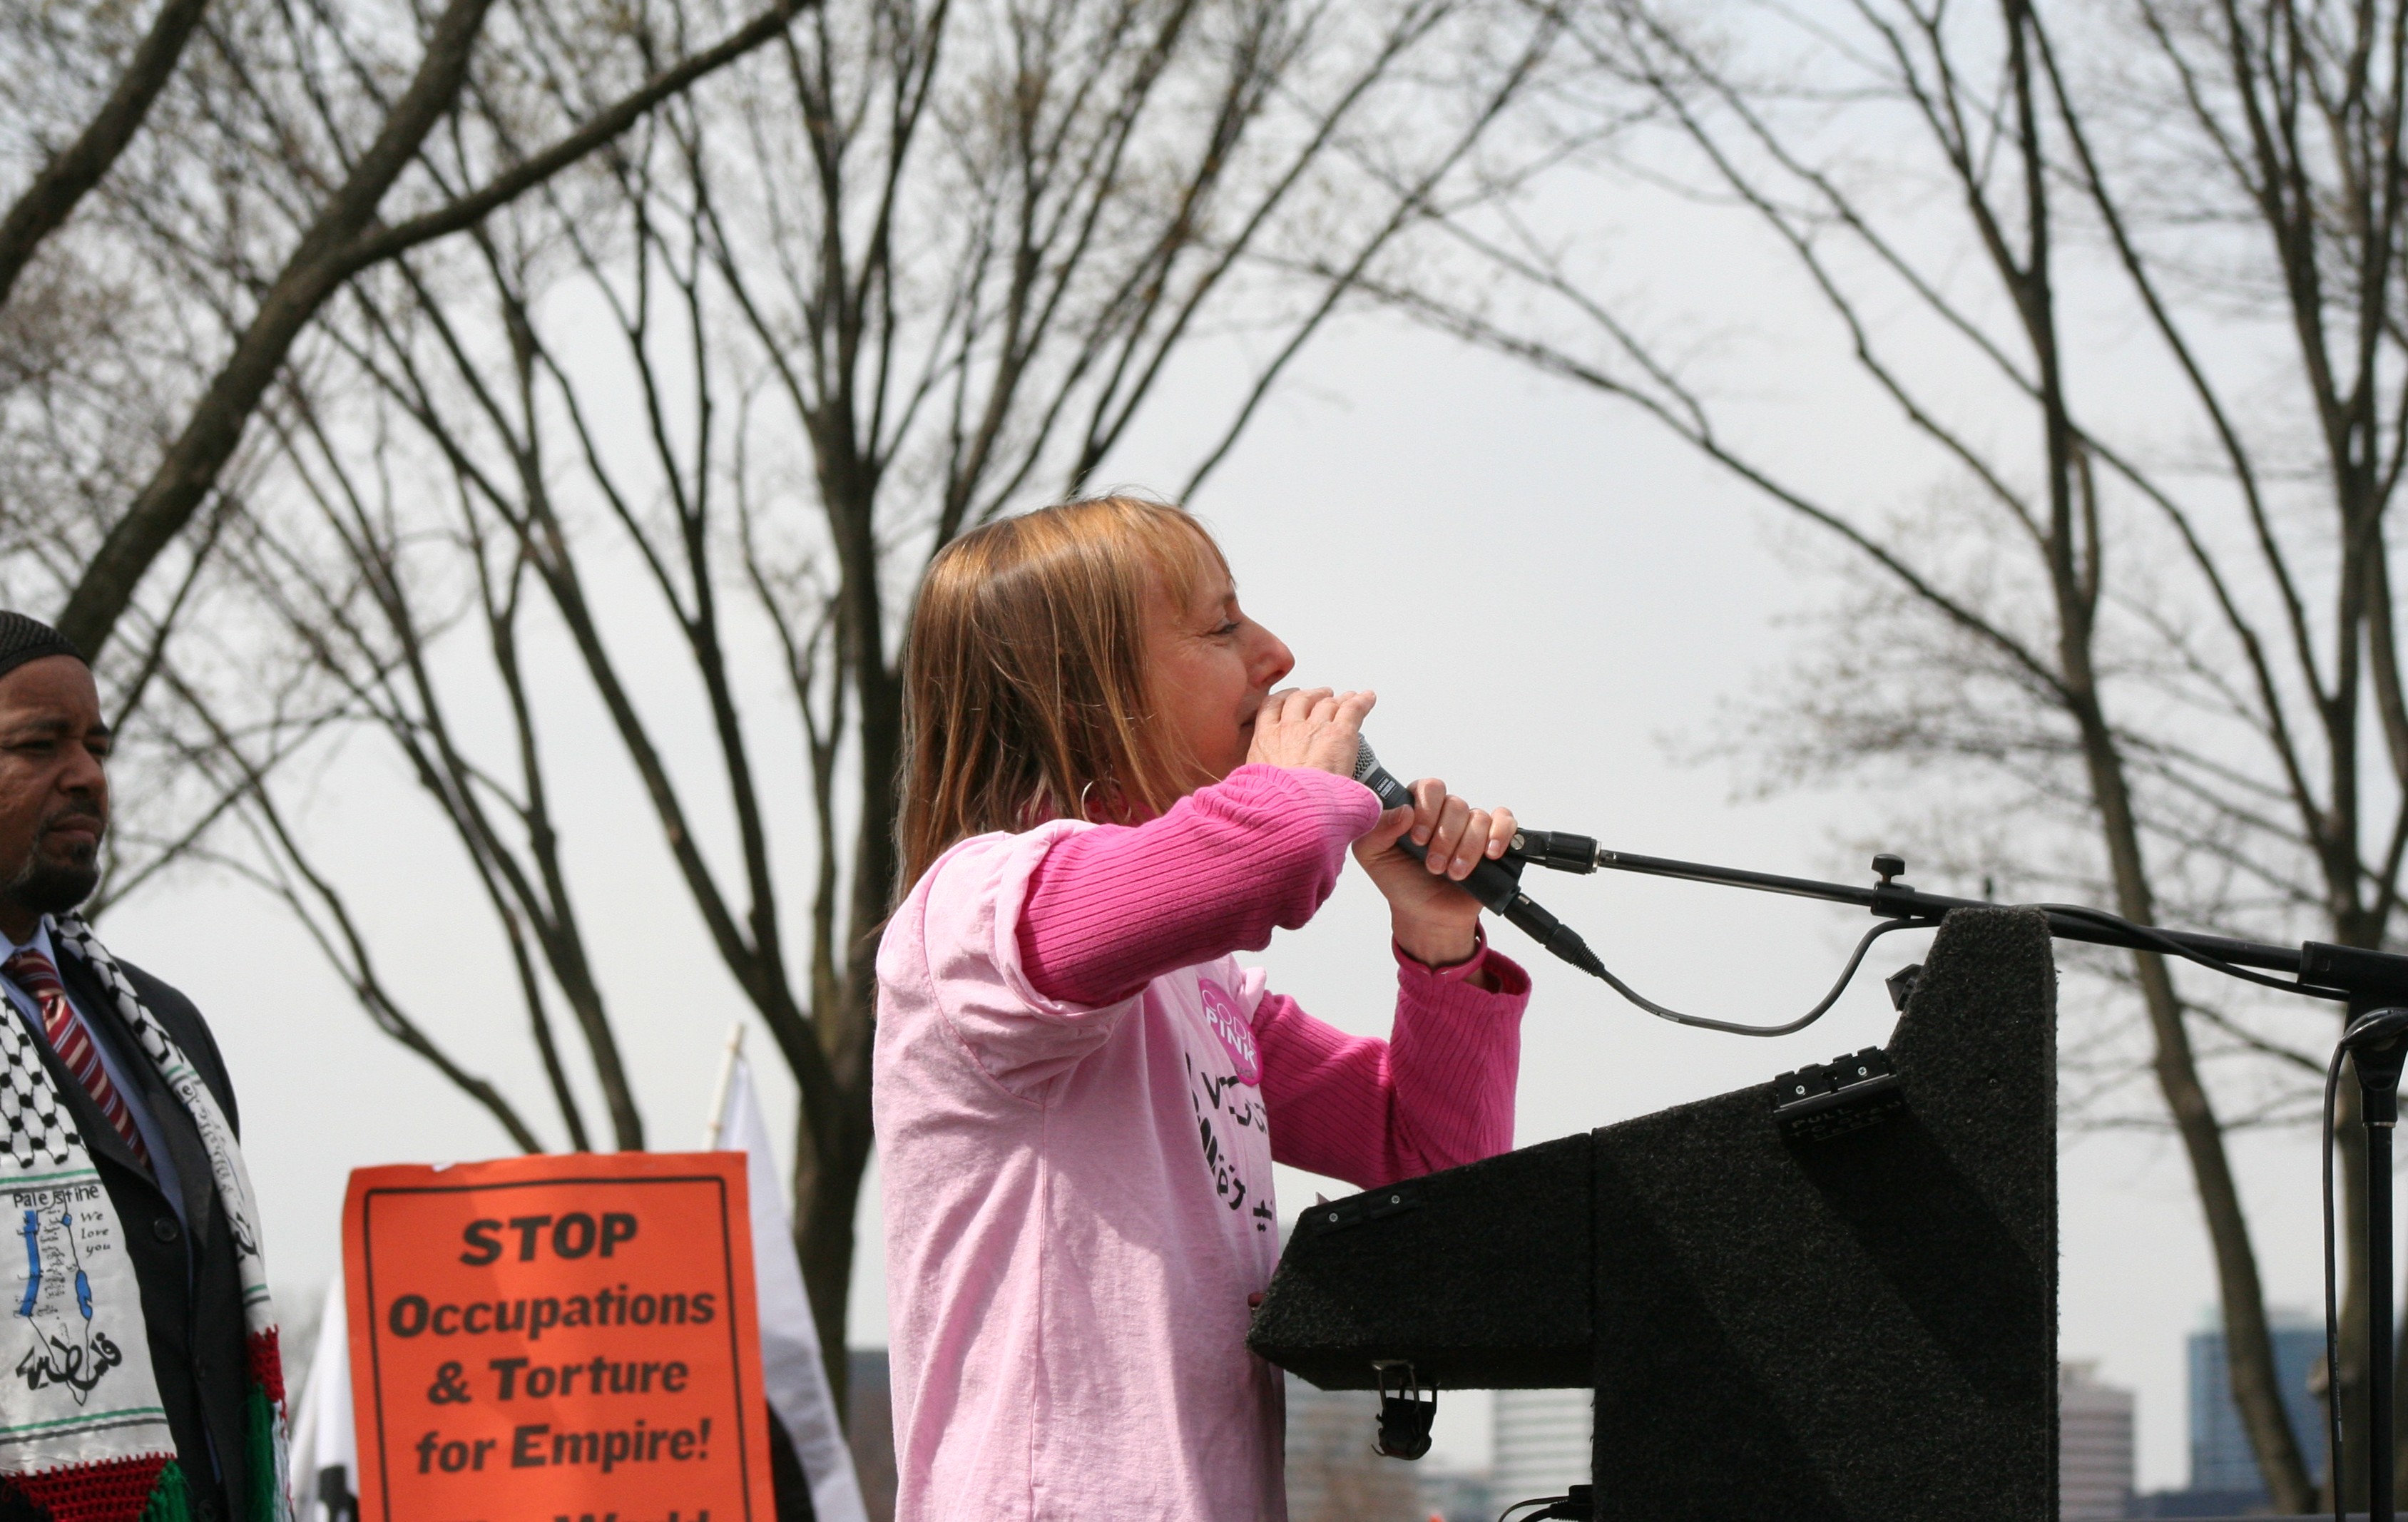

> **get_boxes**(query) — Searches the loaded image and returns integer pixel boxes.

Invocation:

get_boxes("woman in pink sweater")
[874,496,1531,1521]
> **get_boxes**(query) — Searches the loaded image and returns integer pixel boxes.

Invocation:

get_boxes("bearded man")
[0,612,285,1522]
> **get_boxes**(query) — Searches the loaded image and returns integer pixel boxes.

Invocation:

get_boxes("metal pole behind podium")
[2375,1113,2394,1522]
[2350,1025,2408,1522]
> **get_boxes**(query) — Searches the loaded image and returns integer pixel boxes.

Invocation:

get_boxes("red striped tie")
[1,949,148,1168]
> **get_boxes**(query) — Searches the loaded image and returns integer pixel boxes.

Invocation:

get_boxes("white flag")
[710,1039,871,1522]
[287,1279,355,1522]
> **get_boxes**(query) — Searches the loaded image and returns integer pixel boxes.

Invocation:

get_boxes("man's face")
[0,657,109,936]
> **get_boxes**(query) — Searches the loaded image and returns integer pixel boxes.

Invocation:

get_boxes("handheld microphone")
[1351,738,1606,978]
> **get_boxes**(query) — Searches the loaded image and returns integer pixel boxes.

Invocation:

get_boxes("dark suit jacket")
[0,951,255,1522]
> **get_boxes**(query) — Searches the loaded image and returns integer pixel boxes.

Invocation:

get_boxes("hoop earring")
[1077,780,1099,823]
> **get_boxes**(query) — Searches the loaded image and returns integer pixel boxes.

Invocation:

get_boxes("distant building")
[2058,1362,2134,1520]
[2133,1312,2328,1516]
[1285,1373,1424,1521]
[2188,1315,2326,1492]
[1492,1389,1590,1506]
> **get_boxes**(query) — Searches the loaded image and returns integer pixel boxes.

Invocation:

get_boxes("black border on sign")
[357,1173,756,1522]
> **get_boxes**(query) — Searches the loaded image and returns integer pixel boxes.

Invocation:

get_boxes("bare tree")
[2,0,809,661]
[1377,0,2408,1505]
[0,0,830,1196]
[96,0,1559,1406]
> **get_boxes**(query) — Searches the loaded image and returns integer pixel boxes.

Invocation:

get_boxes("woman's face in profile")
[1148,568,1295,789]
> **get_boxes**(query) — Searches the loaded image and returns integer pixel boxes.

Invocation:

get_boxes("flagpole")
[704,1021,746,1149]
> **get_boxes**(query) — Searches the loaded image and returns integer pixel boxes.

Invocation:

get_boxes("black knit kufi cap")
[0,612,85,685]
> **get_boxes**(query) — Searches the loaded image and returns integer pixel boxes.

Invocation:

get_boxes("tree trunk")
[54,0,502,655]
[54,0,804,656]
[2069,693,2316,1509]
[792,1087,873,1422]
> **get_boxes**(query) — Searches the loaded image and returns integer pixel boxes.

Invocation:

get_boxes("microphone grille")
[1351,737,1382,785]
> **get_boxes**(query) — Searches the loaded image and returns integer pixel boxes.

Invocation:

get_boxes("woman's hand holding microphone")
[1245,687,1514,976]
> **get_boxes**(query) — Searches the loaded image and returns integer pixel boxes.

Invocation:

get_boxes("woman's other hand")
[1354,779,1516,969]
[1245,687,1374,777]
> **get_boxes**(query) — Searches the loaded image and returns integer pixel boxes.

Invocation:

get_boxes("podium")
[1249,906,2058,1521]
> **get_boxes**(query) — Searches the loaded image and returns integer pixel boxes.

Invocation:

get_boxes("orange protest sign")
[342,1153,775,1522]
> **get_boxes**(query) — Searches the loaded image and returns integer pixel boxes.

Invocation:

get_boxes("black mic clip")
[1504,828,1599,874]
[1370,1361,1436,1461]
[2345,1008,2408,1127]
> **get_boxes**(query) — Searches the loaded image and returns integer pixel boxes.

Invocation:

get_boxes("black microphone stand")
[2374,1033,2403,1522]
[2340,1012,2408,1522]
[1499,830,2408,1520]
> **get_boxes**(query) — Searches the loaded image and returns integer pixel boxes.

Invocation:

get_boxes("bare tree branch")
[0,0,211,307]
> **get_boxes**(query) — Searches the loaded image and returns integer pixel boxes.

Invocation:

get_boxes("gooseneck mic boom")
[1351,738,1606,978]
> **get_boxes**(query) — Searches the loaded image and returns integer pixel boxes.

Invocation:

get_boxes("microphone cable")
[1578,914,1932,1038]
[2034,902,2348,1003]
[1498,1487,1592,1521]
[1354,738,1946,1037]
[1538,895,2339,1040]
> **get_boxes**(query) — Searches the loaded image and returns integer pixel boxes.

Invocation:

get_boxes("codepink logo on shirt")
[1197,979,1260,1086]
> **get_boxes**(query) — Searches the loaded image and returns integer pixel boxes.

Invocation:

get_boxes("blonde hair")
[898,495,1229,888]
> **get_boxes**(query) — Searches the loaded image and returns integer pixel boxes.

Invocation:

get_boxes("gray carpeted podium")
[1249,906,2058,1521]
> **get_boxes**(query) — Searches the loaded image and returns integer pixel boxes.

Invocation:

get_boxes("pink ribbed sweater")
[873,763,1528,1522]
